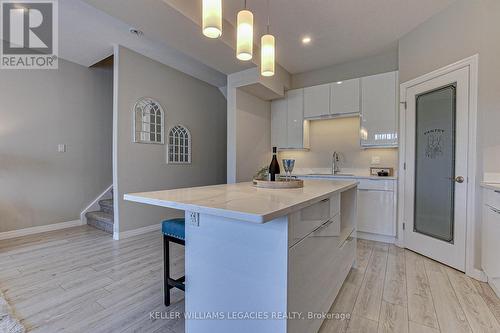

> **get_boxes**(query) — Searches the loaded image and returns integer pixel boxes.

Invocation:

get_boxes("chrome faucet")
[332,152,341,174]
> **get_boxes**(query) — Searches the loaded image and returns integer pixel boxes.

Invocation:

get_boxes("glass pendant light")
[202,0,222,38]
[261,0,275,76]
[236,0,253,61]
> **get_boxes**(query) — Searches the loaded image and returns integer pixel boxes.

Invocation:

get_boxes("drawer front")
[484,188,500,210]
[288,195,339,247]
[336,230,356,278]
[288,218,349,333]
[358,179,395,191]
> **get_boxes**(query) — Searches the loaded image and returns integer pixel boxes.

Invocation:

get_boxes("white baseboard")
[468,268,487,282]
[80,184,113,224]
[487,276,500,298]
[113,223,161,240]
[357,231,396,244]
[0,219,84,241]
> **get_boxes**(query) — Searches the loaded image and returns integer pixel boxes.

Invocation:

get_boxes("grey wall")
[114,46,227,232]
[235,89,271,182]
[0,59,113,232]
[291,47,399,89]
[279,117,398,172]
[399,0,500,268]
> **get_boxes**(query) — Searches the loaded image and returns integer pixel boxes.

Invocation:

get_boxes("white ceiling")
[221,0,457,73]
[82,0,456,77]
[58,0,227,87]
[59,0,457,87]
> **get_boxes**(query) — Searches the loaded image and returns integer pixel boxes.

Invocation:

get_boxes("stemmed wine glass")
[282,159,295,181]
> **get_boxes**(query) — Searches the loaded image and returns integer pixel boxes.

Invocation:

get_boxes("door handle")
[455,176,465,183]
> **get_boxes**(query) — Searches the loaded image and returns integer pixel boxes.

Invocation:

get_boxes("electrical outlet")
[188,212,199,227]
[371,156,381,165]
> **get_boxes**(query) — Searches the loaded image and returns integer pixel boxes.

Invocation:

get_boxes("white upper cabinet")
[271,98,287,149]
[304,83,330,118]
[287,89,309,149]
[271,71,398,149]
[360,71,398,147]
[330,78,360,116]
[271,89,310,150]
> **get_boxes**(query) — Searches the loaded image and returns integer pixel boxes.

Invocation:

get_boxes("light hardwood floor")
[0,226,499,333]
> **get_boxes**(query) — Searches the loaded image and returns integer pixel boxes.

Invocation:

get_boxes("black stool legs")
[163,234,186,306]
[163,235,170,306]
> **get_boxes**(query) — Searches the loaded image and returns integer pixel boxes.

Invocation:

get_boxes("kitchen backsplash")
[278,117,398,173]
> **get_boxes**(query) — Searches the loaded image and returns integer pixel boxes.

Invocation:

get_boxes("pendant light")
[261,0,275,76]
[236,0,253,61]
[202,0,222,38]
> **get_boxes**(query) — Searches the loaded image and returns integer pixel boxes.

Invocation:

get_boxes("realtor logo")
[1,0,58,69]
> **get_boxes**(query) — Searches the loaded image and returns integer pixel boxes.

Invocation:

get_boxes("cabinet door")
[361,71,398,147]
[483,204,500,277]
[271,98,287,149]
[357,189,395,236]
[330,78,360,115]
[304,83,330,118]
[287,89,306,148]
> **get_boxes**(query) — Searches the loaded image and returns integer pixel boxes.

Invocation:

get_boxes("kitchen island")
[124,180,358,333]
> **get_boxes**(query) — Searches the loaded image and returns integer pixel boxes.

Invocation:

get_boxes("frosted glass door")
[414,85,456,242]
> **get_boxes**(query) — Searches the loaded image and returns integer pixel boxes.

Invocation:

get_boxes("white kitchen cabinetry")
[330,78,360,116]
[271,89,310,149]
[357,179,396,237]
[360,71,398,147]
[304,83,330,118]
[357,192,394,236]
[288,188,357,333]
[482,186,500,297]
[270,98,287,149]
[298,176,397,240]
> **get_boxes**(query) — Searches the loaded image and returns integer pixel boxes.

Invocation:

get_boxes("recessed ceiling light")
[129,28,144,37]
[336,81,343,85]
[302,36,311,45]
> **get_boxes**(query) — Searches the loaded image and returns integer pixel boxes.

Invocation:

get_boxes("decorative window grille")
[133,98,164,144]
[167,125,191,164]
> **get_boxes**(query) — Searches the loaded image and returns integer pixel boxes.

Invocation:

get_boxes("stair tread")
[99,199,113,207]
[86,211,113,224]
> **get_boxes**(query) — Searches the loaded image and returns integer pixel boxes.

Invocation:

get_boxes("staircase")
[86,197,114,234]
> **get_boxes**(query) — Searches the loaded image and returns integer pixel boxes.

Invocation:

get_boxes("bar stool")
[162,218,186,306]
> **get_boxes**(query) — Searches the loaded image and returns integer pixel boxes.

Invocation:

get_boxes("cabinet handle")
[487,204,500,214]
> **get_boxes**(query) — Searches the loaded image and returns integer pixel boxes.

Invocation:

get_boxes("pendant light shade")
[236,9,253,61]
[261,34,275,76]
[202,0,222,38]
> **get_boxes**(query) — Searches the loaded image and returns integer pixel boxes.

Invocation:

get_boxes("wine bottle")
[269,147,280,181]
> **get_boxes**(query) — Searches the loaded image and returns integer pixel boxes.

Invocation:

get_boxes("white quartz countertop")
[481,182,500,191]
[282,168,397,180]
[124,180,358,223]
[295,173,397,180]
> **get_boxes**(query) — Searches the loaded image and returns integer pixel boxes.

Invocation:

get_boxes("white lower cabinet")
[287,189,357,333]
[482,187,500,297]
[357,189,395,236]
[298,177,397,239]
[288,226,355,333]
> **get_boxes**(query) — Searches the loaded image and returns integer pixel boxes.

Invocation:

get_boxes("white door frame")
[397,55,485,281]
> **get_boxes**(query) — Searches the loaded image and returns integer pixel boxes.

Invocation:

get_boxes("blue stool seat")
[162,218,185,241]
